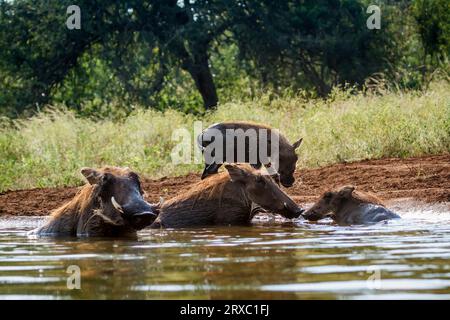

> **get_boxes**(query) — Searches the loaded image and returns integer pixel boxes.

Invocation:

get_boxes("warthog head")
[81,167,156,230]
[225,164,304,219]
[302,191,338,221]
[304,186,368,221]
[277,137,303,188]
[303,186,390,224]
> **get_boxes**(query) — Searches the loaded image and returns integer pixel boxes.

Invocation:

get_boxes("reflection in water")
[0,201,449,299]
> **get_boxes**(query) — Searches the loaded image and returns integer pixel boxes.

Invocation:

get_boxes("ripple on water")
[0,200,448,299]
[261,279,450,292]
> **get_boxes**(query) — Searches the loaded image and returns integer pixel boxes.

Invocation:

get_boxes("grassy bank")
[1,82,449,192]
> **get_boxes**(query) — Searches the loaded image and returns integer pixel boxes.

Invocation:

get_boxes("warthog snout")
[111,196,156,230]
[302,209,325,221]
[280,201,305,219]
[279,175,295,188]
[226,164,304,219]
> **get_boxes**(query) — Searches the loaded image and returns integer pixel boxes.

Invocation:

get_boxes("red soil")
[1,154,449,217]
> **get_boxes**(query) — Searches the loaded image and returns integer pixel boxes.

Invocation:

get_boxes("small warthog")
[151,164,304,228]
[197,121,302,187]
[303,186,400,225]
[30,166,157,237]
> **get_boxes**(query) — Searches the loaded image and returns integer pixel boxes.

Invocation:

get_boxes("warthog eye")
[255,176,266,186]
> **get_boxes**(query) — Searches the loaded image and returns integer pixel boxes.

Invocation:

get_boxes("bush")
[0,81,449,192]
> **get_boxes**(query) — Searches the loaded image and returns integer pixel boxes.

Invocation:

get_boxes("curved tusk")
[111,196,124,213]
[159,196,165,206]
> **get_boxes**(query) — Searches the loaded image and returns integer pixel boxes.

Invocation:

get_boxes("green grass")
[1,81,449,192]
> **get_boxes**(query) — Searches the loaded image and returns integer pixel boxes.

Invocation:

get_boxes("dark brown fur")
[31,167,156,237]
[198,121,302,187]
[151,164,304,228]
[303,186,399,225]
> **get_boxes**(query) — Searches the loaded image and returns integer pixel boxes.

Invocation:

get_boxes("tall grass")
[1,82,449,192]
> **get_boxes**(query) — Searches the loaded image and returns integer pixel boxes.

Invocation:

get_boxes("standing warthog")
[303,186,400,225]
[150,164,304,228]
[30,166,157,237]
[197,121,303,187]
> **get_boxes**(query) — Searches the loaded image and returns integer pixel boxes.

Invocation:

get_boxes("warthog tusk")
[134,211,158,217]
[159,197,165,206]
[111,196,124,213]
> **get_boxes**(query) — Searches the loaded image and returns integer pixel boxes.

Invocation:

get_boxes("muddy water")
[0,200,449,300]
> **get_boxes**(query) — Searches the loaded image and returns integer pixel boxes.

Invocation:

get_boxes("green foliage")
[0,1,449,117]
[1,81,449,192]
[231,0,395,95]
[413,0,450,59]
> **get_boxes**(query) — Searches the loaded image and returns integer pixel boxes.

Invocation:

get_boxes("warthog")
[150,164,304,228]
[197,121,303,187]
[303,186,400,225]
[30,166,157,237]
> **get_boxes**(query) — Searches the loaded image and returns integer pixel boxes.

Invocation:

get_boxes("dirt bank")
[1,154,449,216]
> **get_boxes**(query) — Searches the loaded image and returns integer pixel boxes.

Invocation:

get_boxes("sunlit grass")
[1,81,449,191]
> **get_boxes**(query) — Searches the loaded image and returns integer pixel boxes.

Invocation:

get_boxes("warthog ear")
[225,164,249,183]
[324,191,333,199]
[292,138,303,150]
[80,167,103,185]
[339,186,356,197]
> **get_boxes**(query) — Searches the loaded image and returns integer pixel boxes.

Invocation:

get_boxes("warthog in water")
[197,121,303,187]
[30,166,157,237]
[151,164,305,228]
[303,186,400,225]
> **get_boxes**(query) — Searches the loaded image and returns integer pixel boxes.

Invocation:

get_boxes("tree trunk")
[170,39,219,110]
[298,53,331,97]
[185,53,218,110]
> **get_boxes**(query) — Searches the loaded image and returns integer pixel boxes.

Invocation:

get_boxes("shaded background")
[0,0,448,118]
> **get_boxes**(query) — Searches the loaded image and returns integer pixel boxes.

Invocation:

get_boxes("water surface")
[0,200,449,299]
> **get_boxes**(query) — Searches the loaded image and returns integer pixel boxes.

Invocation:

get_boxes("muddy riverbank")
[1,154,449,217]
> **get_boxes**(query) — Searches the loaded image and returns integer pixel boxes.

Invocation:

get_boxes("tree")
[229,0,395,96]
[412,0,450,62]
[0,1,135,114]
[0,0,230,113]
[0,0,436,116]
